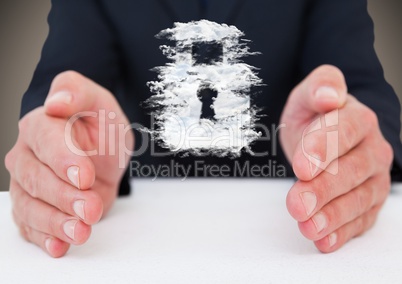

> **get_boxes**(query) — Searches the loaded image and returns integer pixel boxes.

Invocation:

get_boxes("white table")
[1,179,402,284]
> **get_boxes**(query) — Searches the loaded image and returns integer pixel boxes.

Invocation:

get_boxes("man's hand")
[280,65,393,252]
[5,71,134,257]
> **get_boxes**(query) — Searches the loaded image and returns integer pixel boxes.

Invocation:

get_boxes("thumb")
[282,65,347,125]
[44,70,125,122]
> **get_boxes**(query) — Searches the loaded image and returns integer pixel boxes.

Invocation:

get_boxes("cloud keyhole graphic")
[146,20,263,156]
[192,41,223,122]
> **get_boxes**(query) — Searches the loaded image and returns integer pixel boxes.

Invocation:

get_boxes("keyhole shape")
[197,85,217,121]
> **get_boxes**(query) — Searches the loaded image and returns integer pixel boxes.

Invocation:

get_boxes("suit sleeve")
[20,0,131,194]
[299,0,402,181]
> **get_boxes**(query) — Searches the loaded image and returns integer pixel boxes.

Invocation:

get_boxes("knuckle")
[358,214,371,237]
[340,120,356,150]
[369,207,380,228]
[354,186,373,216]
[323,202,336,224]
[354,216,364,237]
[20,166,40,199]
[54,187,71,213]
[381,140,394,166]
[377,175,391,204]
[24,225,33,241]
[47,209,59,236]
[362,107,378,128]
[18,118,28,134]
[4,148,16,173]
[347,155,364,183]
[353,189,364,216]
[355,207,379,238]
[312,177,333,203]
[19,225,30,241]
[383,174,391,194]
[21,196,33,223]
[371,137,393,170]
[31,128,48,158]
[302,126,326,159]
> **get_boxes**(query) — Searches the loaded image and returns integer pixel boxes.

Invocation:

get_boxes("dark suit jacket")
[20,0,402,195]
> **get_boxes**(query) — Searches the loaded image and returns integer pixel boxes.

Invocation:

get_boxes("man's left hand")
[280,65,393,252]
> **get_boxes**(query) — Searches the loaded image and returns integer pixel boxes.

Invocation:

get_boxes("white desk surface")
[1,179,402,284]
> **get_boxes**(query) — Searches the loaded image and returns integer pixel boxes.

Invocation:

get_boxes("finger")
[280,65,348,162]
[11,180,91,245]
[287,133,392,222]
[297,174,390,241]
[281,65,347,123]
[313,205,382,253]
[44,70,127,125]
[292,96,381,180]
[18,110,96,190]
[12,210,70,258]
[13,145,103,224]
[42,70,134,185]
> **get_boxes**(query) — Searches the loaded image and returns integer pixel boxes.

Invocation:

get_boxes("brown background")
[0,0,401,191]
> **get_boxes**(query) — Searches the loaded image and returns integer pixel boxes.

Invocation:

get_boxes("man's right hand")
[5,71,134,257]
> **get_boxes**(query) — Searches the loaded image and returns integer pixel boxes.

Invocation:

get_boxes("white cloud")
[145,20,263,156]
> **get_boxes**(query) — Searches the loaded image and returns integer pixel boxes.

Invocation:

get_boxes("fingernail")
[315,86,338,100]
[329,232,337,247]
[73,200,85,220]
[300,192,317,217]
[63,220,78,240]
[67,166,80,189]
[46,91,72,105]
[312,212,327,233]
[45,238,52,253]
